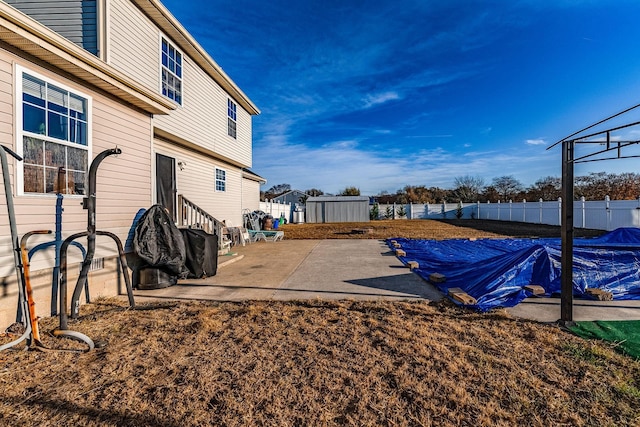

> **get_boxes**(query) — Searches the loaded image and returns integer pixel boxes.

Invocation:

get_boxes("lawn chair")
[247,229,284,242]
[222,224,251,246]
[243,209,284,242]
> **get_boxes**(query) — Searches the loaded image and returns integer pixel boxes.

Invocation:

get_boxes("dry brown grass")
[2,220,638,426]
[279,219,605,240]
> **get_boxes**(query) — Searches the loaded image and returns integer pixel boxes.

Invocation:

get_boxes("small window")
[215,168,226,192]
[227,99,237,138]
[161,37,182,104]
[18,67,90,195]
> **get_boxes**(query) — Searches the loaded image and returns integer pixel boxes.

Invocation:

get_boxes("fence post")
[509,200,513,221]
[558,197,562,226]
[476,201,480,219]
[605,195,611,231]
[497,200,501,221]
[539,198,543,224]
[581,196,586,228]
[522,199,526,222]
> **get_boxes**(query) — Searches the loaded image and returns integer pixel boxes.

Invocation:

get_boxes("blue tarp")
[390,227,640,311]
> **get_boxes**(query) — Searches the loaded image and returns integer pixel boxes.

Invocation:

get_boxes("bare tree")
[396,185,451,204]
[574,172,640,200]
[575,172,609,200]
[304,188,324,197]
[491,176,523,201]
[263,183,291,200]
[453,175,485,202]
[527,176,561,201]
[480,185,500,203]
[610,172,640,200]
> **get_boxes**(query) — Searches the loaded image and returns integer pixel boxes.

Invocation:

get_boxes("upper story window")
[17,66,90,195]
[215,168,226,192]
[161,37,182,104]
[227,99,237,139]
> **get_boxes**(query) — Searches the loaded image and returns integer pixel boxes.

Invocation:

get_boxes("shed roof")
[307,196,370,202]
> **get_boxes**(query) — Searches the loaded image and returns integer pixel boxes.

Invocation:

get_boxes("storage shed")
[305,196,370,223]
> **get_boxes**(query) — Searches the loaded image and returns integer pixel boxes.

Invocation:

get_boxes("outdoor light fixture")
[178,161,186,171]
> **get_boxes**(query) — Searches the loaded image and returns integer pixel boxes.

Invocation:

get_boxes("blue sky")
[162,0,640,195]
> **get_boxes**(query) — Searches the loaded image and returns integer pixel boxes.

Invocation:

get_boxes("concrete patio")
[131,239,640,323]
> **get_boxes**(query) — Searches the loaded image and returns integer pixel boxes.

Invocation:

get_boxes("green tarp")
[569,321,640,360]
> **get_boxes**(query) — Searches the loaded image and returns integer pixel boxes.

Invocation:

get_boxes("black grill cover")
[133,204,186,276]
[180,228,218,278]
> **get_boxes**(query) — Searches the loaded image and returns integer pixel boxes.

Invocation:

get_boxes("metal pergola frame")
[550,106,640,324]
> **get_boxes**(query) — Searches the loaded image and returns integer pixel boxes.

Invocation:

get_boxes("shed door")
[156,153,176,221]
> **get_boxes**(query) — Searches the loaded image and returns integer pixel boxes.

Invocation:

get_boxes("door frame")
[155,152,177,222]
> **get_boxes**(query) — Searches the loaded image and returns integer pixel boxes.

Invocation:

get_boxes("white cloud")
[325,140,359,149]
[526,138,547,145]
[253,135,559,195]
[363,91,400,108]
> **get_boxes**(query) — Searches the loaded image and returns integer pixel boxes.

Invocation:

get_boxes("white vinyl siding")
[153,59,253,167]
[107,0,158,88]
[242,178,260,212]
[0,52,153,327]
[107,0,252,167]
[0,54,152,277]
[154,138,243,226]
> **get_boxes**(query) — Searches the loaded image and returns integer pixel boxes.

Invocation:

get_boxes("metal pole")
[560,140,575,323]
[73,148,121,318]
[0,145,33,351]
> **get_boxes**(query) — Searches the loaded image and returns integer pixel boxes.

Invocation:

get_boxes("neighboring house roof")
[275,190,308,199]
[242,168,266,184]
[307,196,370,202]
[132,0,260,116]
[0,2,173,115]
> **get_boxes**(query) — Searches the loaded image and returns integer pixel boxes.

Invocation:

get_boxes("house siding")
[154,138,243,226]
[0,51,152,327]
[108,0,253,168]
[242,178,260,212]
[0,0,259,327]
[4,0,99,55]
[153,60,253,168]
[108,0,158,88]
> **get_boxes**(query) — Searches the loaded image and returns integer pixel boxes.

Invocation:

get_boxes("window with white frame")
[18,67,90,195]
[161,37,182,104]
[227,98,237,138]
[215,168,226,192]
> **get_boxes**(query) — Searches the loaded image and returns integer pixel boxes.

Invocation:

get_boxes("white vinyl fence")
[378,197,640,231]
[259,200,291,221]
